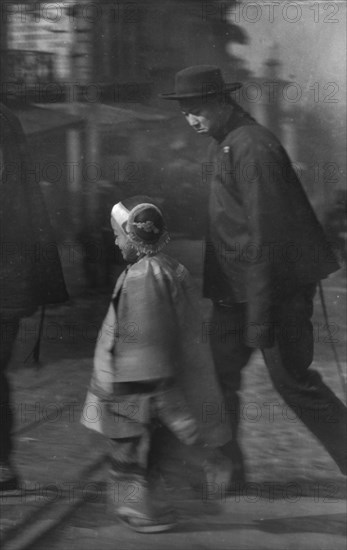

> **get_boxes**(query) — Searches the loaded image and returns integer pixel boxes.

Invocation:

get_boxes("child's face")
[113,229,128,253]
[111,218,127,252]
[112,226,138,262]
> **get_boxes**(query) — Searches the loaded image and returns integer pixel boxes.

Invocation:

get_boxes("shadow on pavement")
[254,513,346,536]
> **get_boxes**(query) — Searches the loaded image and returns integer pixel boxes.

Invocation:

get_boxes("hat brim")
[159,82,242,100]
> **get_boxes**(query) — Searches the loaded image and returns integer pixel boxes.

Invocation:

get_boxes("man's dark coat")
[203,108,339,348]
[0,103,68,317]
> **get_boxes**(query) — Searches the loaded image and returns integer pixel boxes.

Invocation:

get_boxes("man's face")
[180,98,220,136]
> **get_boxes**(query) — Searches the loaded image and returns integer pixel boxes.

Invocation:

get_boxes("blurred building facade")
[1,0,345,275]
[0,1,245,241]
[1,1,247,99]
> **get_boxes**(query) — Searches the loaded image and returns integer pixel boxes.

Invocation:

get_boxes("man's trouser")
[209,284,347,475]
[0,317,20,462]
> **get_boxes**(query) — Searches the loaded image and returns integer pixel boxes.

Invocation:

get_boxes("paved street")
[1,238,346,549]
[36,498,347,550]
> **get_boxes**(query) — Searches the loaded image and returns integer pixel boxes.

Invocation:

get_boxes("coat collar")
[212,107,256,143]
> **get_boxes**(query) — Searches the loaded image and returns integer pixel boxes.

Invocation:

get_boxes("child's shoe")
[108,472,176,533]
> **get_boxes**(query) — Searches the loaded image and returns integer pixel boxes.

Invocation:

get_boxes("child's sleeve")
[91,302,117,394]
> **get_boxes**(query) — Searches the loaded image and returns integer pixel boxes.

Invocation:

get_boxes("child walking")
[82,196,232,533]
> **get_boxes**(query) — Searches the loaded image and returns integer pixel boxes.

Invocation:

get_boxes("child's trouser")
[106,379,198,520]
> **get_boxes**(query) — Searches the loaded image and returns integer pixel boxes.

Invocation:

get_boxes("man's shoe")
[202,448,233,487]
[226,464,247,494]
[0,461,20,492]
[218,440,247,491]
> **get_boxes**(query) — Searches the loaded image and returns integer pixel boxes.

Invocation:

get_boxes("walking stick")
[318,281,347,401]
[24,304,46,367]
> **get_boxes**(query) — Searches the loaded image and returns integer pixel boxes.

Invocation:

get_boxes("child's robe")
[82,253,232,447]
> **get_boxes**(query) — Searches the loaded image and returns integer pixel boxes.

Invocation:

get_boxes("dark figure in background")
[0,103,68,490]
[160,66,346,482]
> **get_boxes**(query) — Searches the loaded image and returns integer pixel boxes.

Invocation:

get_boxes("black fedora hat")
[159,65,242,100]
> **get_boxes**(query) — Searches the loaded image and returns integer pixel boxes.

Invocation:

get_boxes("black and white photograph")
[0,1,346,549]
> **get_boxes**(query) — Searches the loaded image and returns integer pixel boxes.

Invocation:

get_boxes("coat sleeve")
[114,260,179,381]
[91,302,117,394]
[231,132,292,348]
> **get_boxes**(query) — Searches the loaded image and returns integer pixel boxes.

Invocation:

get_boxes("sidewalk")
[1,238,346,549]
[34,493,347,550]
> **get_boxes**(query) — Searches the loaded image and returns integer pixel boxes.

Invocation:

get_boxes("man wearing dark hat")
[160,65,346,483]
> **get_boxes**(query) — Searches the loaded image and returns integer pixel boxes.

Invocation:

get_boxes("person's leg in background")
[0,316,20,491]
[262,284,347,474]
[209,303,253,484]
